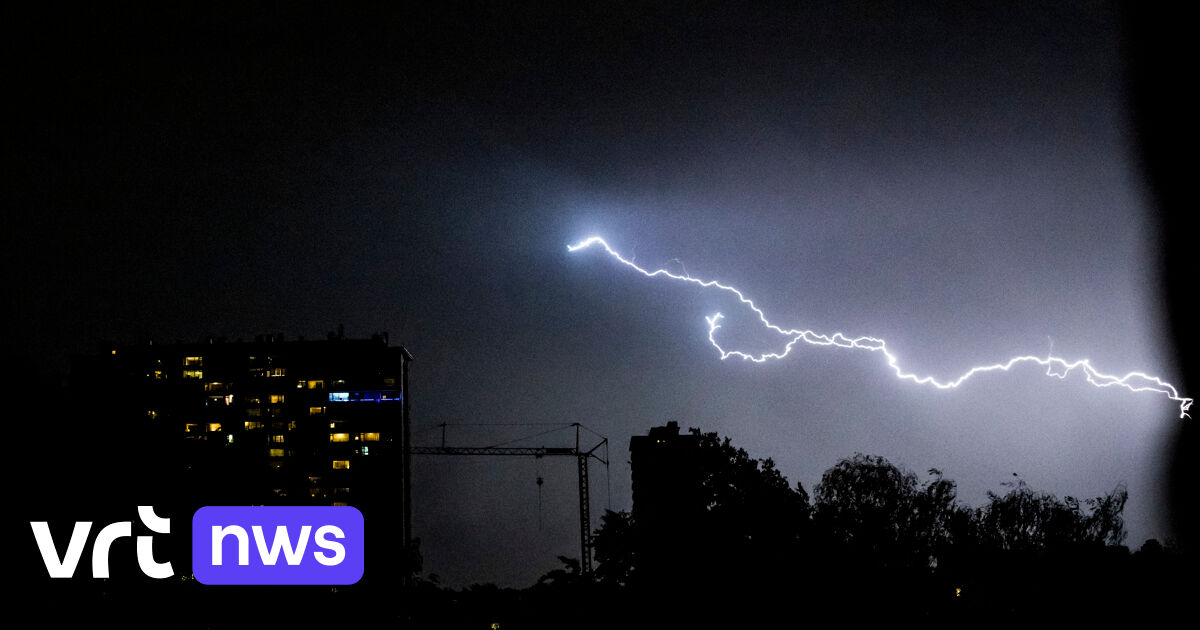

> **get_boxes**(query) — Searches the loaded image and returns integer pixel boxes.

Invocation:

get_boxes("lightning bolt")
[568,236,1192,419]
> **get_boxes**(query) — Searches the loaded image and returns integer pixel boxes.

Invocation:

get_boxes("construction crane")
[408,422,609,575]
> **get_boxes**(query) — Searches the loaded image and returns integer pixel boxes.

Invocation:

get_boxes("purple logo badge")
[192,506,364,585]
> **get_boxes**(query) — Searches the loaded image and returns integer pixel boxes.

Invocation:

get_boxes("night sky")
[6,2,1189,587]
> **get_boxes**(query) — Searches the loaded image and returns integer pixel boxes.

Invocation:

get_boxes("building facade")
[70,332,414,581]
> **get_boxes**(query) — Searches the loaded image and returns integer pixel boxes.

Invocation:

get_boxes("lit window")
[360,446,369,456]
[332,460,350,470]
[332,501,349,507]
[226,434,234,444]
[330,433,350,443]
[270,434,285,443]
[287,420,297,431]
[207,423,222,432]
[146,410,158,420]
[269,394,286,404]
[383,378,396,386]
[307,380,325,390]
[270,461,284,471]
[246,408,261,417]
[269,367,287,377]
[361,432,381,442]
[225,394,234,405]
[328,392,349,402]
[183,370,204,379]
[184,356,204,367]
[309,406,325,416]
[204,382,225,392]
[245,421,265,430]
[334,487,351,495]
[152,370,164,380]
[269,448,285,458]
[184,423,199,433]
[244,396,262,405]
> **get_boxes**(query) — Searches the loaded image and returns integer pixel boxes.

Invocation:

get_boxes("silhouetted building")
[68,331,415,582]
[628,421,705,581]
[629,421,704,521]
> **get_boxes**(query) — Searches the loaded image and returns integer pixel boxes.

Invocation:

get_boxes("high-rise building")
[68,331,415,581]
[627,421,706,581]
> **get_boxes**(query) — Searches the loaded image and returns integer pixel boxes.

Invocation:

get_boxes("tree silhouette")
[812,453,967,572]
[554,433,1151,625]
[535,555,583,588]
[976,475,1128,551]
[592,509,636,587]
[694,433,811,575]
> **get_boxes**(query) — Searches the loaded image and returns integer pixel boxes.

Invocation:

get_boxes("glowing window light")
[328,390,402,403]
[330,433,350,443]
[332,460,350,470]
[361,432,381,442]
[207,423,222,432]
[269,448,285,458]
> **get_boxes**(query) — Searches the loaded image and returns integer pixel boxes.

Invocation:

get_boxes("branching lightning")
[567,236,1192,418]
